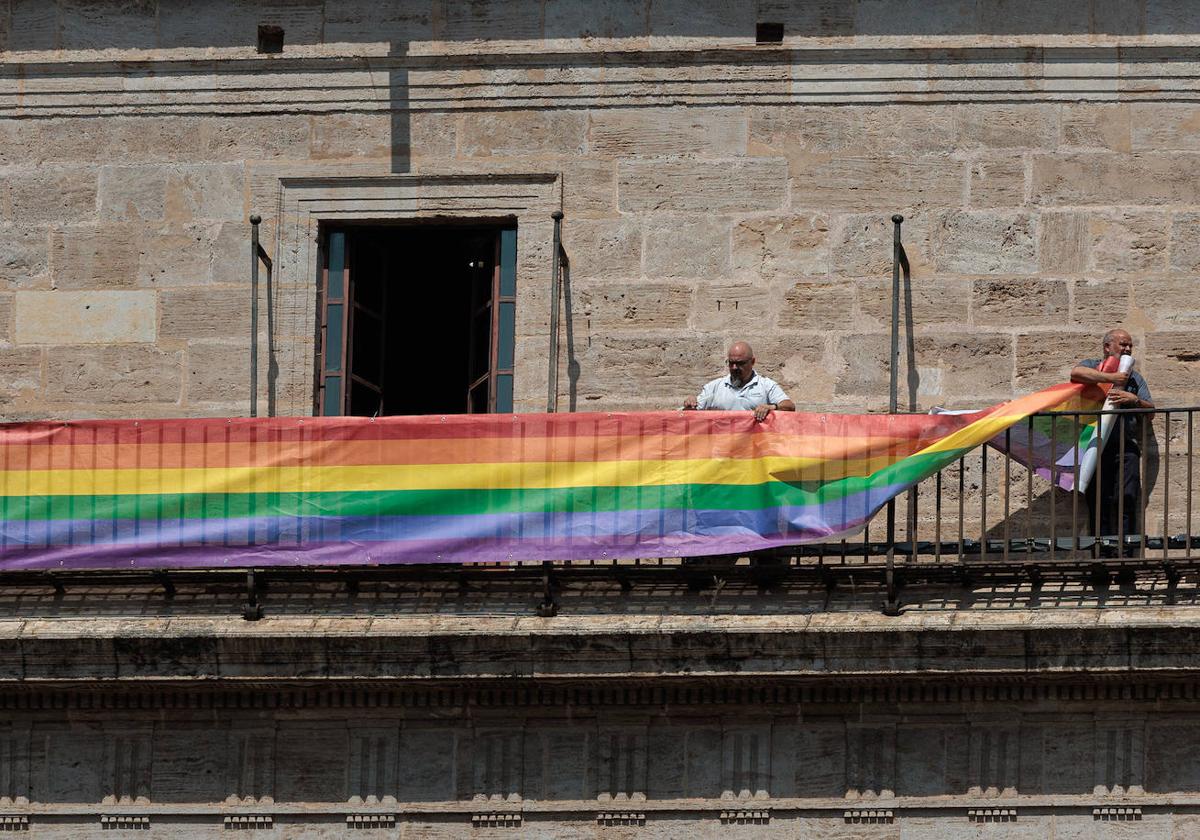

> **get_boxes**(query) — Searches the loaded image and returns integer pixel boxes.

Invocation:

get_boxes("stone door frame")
[254,168,562,416]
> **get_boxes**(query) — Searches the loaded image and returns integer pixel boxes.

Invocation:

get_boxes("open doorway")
[315,224,517,416]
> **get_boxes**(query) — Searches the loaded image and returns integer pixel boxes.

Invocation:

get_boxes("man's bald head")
[1102,328,1134,358]
[726,341,755,386]
[728,341,754,359]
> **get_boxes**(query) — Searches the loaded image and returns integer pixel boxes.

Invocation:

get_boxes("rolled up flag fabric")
[0,380,1107,570]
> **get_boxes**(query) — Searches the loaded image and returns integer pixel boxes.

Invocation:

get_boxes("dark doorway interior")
[317,224,517,417]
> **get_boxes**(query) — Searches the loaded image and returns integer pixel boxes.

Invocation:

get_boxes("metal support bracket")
[242,569,263,621]
[882,563,903,616]
[156,571,176,599]
[535,560,558,617]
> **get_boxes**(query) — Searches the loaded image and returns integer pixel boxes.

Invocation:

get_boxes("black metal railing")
[0,406,1195,619]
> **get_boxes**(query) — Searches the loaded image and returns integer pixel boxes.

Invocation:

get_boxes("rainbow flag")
[0,381,1106,570]
[986,410,1101,492]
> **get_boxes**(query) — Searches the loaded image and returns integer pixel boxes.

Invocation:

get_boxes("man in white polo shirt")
[683,340,795,421]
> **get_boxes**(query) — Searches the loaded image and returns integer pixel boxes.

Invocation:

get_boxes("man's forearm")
[1070,365,1109,385]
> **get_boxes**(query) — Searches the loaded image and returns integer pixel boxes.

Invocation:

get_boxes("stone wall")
[0,577,1198,838]
[2,0,1200,421]
[5,4,1200,835]
[3,684,1200,839]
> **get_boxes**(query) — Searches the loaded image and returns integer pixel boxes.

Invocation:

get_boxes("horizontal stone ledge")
[3,796,1199,815]
[8,44,1200,72]
[2,678,1197,712]
[4,618,1200,682]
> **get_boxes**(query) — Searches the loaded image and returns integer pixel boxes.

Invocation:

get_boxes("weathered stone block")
[0,293,14,344]
[932,211,1037,275]
[1014,330,1101,391]
[955,104,1059,149]
[397,728,459,802]
[207,221,248,284]
[967,154,1026,207]
[829,213,934,279]
[0,346,43,400]
[589,108,747,158]
[202,115,312,162]
[59,0,156,50]
[1062,104,1132,152]
[530,728,592,801]
[1142,331,1200,401]
[98,166,167,222]
[559,218,642,279]
[151,726,226,803]
[543,0,649,41]
[1039,211,1089,275]
[1130,276,1200,329]
[1168,212,1200,274]
[690,282,777,334]
[324,0,432,41]
[15,290,156,344]
[856,275,971,328]
[430,0,543,41]
[139,224,224,287]
[0,120,35,168]
[835,333,890,396]
[1131,104,1200,151]
[403,111,457,167]
[160,288,253,340]
[165,164,245,222]
[915,333,1015,400]
[790,155,962,211]
[643,216,730,279]
[45,344,181,404]
[732,214,830,280]
[39,117,197,166]
[32,725,107,803]
[162,0,323,47]
[780,278,857,331]
[7,0,57,51]
[186,341,252,405]
[1031,153,1200,206]
[574,334,716,407]
[618,159,787,213]
[1088,211,1168,274]
[1040,722,1095,794]
[1072,277,1131,328]
[560,158,617,218]
[0,226,50,287]
[48,225,140,289]
[8,169,97,226]
[274,725,348,804]
[750,106,956,161]
[309,113,392,161]
[459,111,588,158]
[973,278,1068,326]
[646,0,753,42]
[575,283,692,332]
[896,726,955,796]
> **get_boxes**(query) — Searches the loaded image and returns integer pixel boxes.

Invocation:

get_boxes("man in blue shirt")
[1069,328,1154,540]
[683,341,795,421]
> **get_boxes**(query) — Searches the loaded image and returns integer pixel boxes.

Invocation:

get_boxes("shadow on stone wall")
[7,1,1187,57]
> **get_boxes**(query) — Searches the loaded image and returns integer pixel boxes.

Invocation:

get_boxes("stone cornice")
[4,45,1200,118]
[4,611,1200,686]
